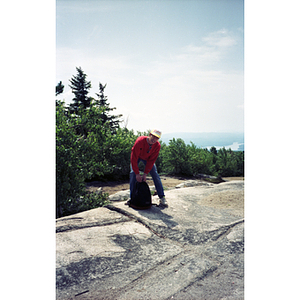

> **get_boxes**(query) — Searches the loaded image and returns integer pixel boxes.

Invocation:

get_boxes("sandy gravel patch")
[198,189,244,217]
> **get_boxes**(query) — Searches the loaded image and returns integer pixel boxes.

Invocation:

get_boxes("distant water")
[160,132,244,151]
[203,142,244,151]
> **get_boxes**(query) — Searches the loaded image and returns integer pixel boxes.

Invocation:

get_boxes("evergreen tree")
[94,82,122,132]
[56,81,64,96]
[69,67,92,114]
[210,146,218,155]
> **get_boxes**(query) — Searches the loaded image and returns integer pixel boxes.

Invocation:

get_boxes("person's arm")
[130,138,142,175]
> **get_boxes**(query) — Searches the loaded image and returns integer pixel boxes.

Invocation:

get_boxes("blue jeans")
[130,158,165,199]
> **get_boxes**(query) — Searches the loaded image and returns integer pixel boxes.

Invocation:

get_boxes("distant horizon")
[135,130,244,136]
[158,131,244,151]
[161,131,244,135]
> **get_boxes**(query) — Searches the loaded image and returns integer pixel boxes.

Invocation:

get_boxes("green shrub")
[56,101,137,217]
[59,191,110,218]
[161,138,192,176]
[56,101,87,218]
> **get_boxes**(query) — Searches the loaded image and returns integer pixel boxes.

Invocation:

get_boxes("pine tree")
[56,81,64,96]
[94,82,122,132]
[69,67,92,114]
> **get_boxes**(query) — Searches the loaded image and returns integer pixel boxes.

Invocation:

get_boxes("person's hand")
[142,173,147,182]
[136,174,142,182]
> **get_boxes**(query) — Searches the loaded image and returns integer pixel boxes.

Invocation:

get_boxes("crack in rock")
[56,217,131,233]
[105,204,244,246]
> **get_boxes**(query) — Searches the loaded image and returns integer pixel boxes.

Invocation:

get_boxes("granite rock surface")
[56,180,244,299]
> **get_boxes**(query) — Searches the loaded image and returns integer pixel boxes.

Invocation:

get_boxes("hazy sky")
[56,0,244,134]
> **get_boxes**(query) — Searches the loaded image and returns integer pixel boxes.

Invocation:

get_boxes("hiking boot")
[159,197,168,207]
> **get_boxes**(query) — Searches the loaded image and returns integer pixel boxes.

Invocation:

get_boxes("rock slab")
[56,181,244,299]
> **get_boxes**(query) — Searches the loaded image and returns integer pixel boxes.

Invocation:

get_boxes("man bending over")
[130,129,168,207]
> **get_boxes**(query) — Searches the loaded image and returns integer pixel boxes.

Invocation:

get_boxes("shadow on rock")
[136,206,179,229]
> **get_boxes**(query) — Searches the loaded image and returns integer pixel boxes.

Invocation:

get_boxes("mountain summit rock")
[56,180,244,299]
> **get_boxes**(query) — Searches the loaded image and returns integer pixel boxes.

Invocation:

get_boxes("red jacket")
[131,136,161,175]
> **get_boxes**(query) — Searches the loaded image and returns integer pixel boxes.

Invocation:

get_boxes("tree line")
[56,67,244,218]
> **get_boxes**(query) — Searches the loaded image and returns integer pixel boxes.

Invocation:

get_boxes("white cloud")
[140,29,239,80]
[202,29,237,48]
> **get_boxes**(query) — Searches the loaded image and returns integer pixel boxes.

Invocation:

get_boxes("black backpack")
[129,181,152,209]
